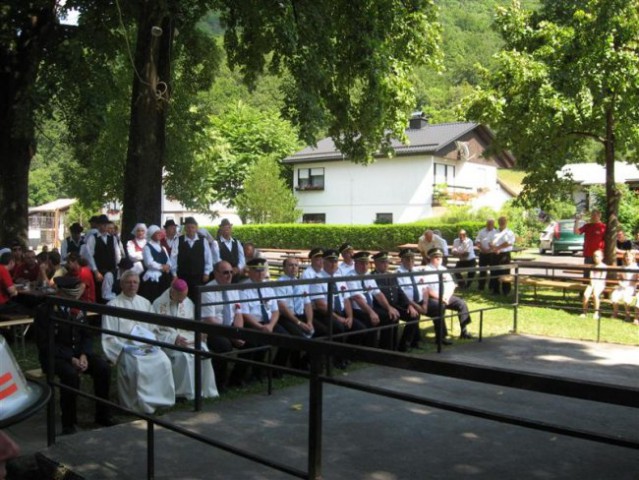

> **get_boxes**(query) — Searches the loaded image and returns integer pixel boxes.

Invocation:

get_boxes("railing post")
[326,279,335,375]
[147,420,155,480]
[194,285,202,412]
[307,353,323,479]
[513,265,519,333]
[46,300,56,446]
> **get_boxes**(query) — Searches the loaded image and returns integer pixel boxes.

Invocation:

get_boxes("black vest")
[147,244,168,264]
[217,236,240,267]
[65,236,84,254]
[372,270,409,309]
[93,233,116,274]
[177,235,205,276]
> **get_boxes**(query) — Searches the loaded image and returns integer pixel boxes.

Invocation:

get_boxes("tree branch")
[565,131,605,144]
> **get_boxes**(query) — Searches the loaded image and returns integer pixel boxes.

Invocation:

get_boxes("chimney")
[409,111,428,130]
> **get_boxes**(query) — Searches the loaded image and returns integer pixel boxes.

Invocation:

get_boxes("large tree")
[463,0,639,263]
[0,1,65,245]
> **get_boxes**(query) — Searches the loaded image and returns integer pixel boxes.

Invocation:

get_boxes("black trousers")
[442,296,472,334]
[477,253,494,290]
[454,258,477,288]
[489,252,512,295]
[395,307,420,350]
[352,307,395,349]
[53,354,111,428]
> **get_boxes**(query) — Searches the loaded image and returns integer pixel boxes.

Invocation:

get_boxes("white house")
[559,162,639,211]
[283,116,515,224]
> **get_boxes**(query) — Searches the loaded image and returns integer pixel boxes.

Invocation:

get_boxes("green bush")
[211,222,486,251]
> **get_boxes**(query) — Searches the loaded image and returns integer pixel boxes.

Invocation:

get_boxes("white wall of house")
[293,154,500,224]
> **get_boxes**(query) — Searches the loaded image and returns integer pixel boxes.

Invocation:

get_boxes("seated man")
[0,250,19,314]
[371,251,420,351]
[423,248,473,340]
[276,257,315,338]
[202,261,248,389]
[310,249,366,367]
[40,270,113,434]
[240,258,293,376]
[152,279,218,400]
[12,249,39,284]
[348,251,400,349]
[396,248,449,345]
[417,230,449,266]
[102,271,175,414]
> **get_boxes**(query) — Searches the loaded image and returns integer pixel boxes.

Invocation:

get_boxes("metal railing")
[39,264,639,479]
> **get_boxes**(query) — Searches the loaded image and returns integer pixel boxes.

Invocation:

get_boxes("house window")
[297,168,325,191]
[375,213,393,224]
[434,163,456,186]
[302,213,326,224]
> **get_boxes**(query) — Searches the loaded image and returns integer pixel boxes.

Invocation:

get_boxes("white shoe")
[593,312,600,320]
[579,313,587,318]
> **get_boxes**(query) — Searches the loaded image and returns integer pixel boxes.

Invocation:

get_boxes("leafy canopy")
[463,0,639,210]
[215,0,442,163]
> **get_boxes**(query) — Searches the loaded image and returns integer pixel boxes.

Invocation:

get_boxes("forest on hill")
[29,0,537,209]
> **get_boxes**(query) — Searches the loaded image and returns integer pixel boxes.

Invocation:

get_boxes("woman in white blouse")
[126,223,147,275]
[140,225,174,301]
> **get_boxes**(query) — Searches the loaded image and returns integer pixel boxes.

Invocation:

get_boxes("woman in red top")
[0,250,18,309]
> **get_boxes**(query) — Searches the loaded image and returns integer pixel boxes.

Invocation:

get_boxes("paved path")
[9,333,638,479]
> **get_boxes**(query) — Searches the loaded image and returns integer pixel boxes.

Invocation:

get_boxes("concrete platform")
[8,333,639,479]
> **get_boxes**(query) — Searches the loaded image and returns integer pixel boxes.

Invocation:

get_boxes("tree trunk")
[0,5,57,246]
[603,105,618,266]
[122,1,172,241]
[0,139,32,247]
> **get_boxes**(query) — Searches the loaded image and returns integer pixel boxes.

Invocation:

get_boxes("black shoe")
[95,416,117,427]
[437,338,453,346]
[459,331,474,340]
[61,425,77,435]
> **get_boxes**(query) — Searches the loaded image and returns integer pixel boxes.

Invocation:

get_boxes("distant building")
[283,115,515,224]
[28,198,77,250]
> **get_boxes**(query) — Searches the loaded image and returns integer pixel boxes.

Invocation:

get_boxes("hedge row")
[220,222,486,251]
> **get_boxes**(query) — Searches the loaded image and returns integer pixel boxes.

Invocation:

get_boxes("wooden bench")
[0,313,35,356]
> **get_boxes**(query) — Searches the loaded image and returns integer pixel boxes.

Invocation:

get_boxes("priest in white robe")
[102,270,175,414]
[152,280,219,400]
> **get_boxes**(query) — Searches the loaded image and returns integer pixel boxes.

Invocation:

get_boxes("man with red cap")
[152,279,218,400]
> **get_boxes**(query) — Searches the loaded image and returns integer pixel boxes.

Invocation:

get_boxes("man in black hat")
[337,243,355,276]
[310,249,366,366]
[395,248,451,345]
[170,217,212,302]
[423,247,473,340]
[301,248,324,280]
[216,218,245,280]
[240,257,294,376]
[83,214,121,302]
[372,251,421,351]
[346,251,400,349]
[161,219,179,256]
[61,222,85,262]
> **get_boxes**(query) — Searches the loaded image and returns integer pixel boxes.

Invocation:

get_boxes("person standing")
[489,216,516,295]
[451,229,476,289]
[126,223,148,275]
[474,218,496,291]
[83,214,121,302]
[216,218,245,281]
[60,222,85,262]
[141,225,174,302]
[574,210,606,269]
[171,217,213,303]
[161,219,179,256]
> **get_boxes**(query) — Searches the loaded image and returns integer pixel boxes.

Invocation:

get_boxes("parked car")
[539,219,584,255]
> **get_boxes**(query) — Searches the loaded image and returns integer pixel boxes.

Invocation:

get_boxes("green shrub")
[209,222,486,251]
